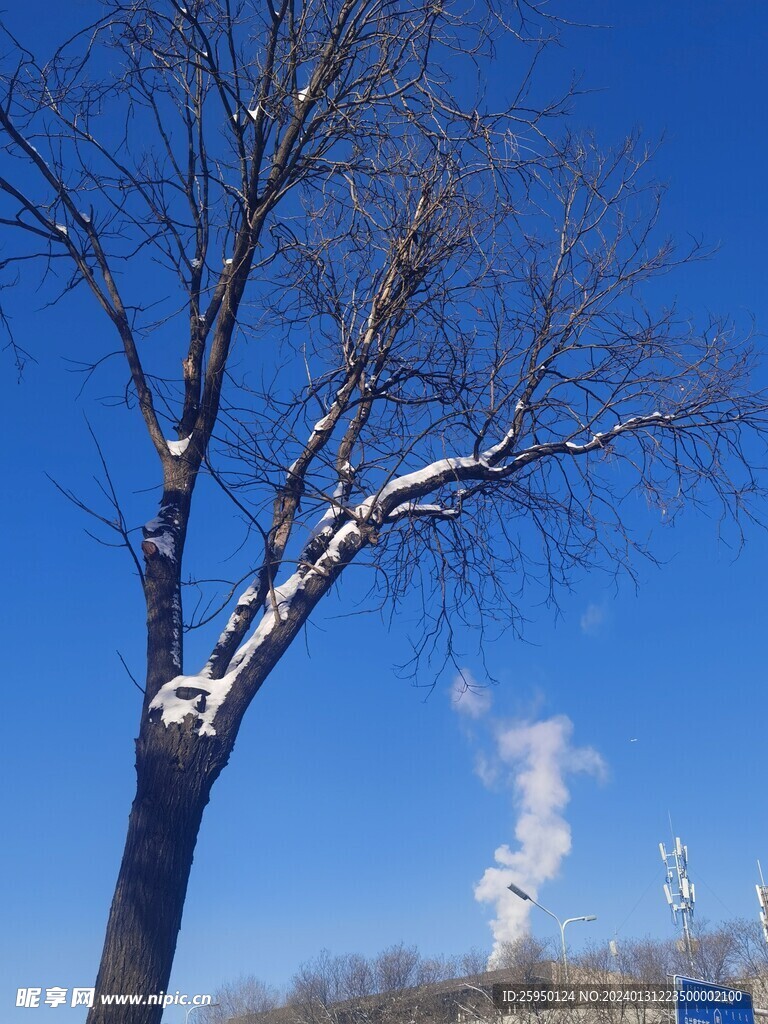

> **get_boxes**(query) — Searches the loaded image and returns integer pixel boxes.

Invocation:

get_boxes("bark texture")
[86,724,230,1024]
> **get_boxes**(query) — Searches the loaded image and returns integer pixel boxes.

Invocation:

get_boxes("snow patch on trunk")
[144,504,180,561]
[166,435,191,457]
[151,520,365,735]
[149,532,175,560]
[152,573,307,734]
[149,674,234,739]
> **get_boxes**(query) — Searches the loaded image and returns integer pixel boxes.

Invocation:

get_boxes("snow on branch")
[356,410,680,523]
[147,404,706,736]
[151,573,306,735]
[386,501,460,522]
[151,519,364,735]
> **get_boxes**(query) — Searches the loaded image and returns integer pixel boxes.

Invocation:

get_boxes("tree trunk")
[86,721,230,1024]
[84,520,358,1022]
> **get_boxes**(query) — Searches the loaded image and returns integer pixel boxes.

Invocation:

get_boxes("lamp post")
[185,1003,219,1024]
[507,882,597,982]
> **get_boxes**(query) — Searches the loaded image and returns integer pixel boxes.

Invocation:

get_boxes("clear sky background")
[2,1,768,1021]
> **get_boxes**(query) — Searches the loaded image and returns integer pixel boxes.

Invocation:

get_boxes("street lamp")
[507,882,597,982]
[185,1003,219,1024]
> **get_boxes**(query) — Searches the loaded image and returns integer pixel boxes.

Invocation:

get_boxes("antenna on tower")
[659,828,696,969]
[755,861,768,945]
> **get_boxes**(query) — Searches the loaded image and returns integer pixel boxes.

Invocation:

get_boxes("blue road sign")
[674,976,754,1024]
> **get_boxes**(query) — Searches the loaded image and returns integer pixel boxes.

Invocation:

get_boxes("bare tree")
[373,945,424,994]
[284,945,482,1024]
[283,945,461,1019]
[201,975,280,1024]
[492,935,553,983]
[203,924,768,1024]
[574,940,667,1024]
[726,918,768,983]
[608,936,673,986]
[681,919,740,984]
[0,1,765,1022]
[286,950,358,1023]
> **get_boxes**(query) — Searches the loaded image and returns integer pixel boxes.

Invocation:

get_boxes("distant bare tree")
[0,1,766,1022]
[201,975,280,1024]
[284,944,462,1023]
[575,941,665,1024]
[493,935,553,980]
[456,949,493,984]
[454,935,554,1024]
[576,921,750,1019]
[682,919,739,983]
[609,936,673,987]
[416,955,464,989]
[373,945,423,994]
[209,924,768,1024]
[337,954,377,1003]
[283,944,529,1024]
[726,918,768,982]
[286,950,344,1022]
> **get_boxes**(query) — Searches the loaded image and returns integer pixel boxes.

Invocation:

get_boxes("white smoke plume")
[450,673,605,962]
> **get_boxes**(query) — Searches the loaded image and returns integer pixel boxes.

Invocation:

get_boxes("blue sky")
[2,1,768,1020]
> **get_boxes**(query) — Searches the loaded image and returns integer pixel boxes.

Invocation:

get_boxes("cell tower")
[660,836,696,968]
[755,861,768,945]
